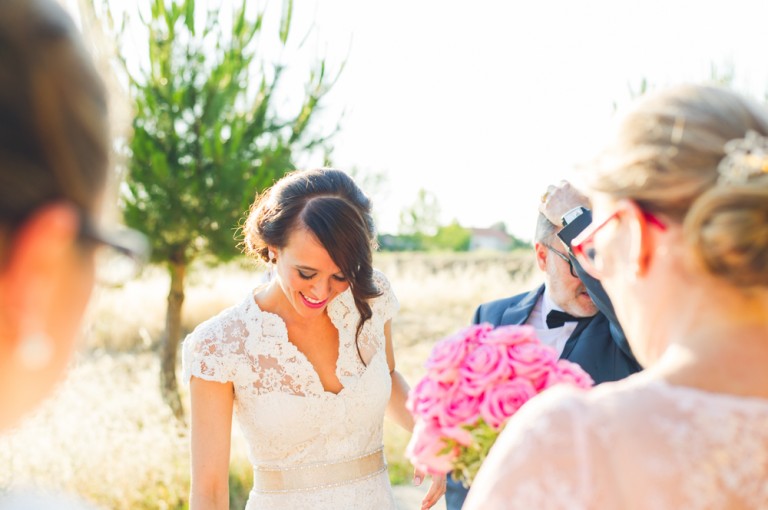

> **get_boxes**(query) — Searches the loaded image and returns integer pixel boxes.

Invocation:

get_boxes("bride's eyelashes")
[297,269,347,282]
[297,270,315,280]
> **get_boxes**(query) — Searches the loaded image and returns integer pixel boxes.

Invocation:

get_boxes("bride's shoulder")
[371,268,392,291]
[370,269,398,319]
[181,292,265,384]
[184,291,263,349]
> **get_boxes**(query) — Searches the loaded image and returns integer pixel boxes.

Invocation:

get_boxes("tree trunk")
[161,252,186,423]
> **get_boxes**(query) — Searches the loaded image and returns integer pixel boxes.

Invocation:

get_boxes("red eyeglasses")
[572,206,666,279]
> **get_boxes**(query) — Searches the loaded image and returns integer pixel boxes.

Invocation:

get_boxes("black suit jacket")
[472,284,641,384]
[556,208,640,366]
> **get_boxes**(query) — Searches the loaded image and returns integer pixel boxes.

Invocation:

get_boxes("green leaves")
[447,419,499,487]
[279,0,293,44]
[107,0,338,265]
[183,0,195,34]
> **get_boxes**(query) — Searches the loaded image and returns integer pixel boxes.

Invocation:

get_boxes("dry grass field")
[0,250,539,509]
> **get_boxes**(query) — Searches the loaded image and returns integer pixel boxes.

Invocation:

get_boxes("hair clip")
[717,130,768,184]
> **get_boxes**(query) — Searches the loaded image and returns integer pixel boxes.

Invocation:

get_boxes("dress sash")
[252,447,387,493]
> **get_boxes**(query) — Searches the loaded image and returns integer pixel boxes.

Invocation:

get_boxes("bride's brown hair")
[243,168,381,361]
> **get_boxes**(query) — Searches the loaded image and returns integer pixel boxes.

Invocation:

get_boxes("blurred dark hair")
[244,168,381,353]
[0,0,109,231]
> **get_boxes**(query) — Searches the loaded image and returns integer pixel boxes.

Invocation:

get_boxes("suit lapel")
[560,316,593,359]
[499,285,544,326]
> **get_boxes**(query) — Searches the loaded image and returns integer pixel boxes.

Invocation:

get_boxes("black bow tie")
[546,310,581,329]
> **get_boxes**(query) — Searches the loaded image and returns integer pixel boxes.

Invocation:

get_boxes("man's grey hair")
[534,212,559,245]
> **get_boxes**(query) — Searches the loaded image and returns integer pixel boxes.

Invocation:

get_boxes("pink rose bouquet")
[405,323,593,485]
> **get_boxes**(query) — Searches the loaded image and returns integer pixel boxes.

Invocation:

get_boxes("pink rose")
[406,322,595,486]
[506,342,559,391]
[479,378,537,429]
[437,384,482,428]
[406,420,457,475]
[424,329,475,383]
[407,377,453,422]
[458,343,512,396]
[465,322,494,345]
[481,324,538,347]
[440,424,474,447]
[545,359,594,389]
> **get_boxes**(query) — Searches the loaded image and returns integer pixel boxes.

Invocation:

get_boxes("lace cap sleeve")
[181,304,248,385]
[371,269,399,323]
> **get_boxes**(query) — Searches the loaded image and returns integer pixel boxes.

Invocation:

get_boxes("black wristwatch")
[561,206,589,227]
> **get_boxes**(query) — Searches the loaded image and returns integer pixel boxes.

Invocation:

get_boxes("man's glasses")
[572,207,666,279]
[543,244,577,278]
[78,215,150,286]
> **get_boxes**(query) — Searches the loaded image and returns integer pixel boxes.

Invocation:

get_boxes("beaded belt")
[252,448,387,493]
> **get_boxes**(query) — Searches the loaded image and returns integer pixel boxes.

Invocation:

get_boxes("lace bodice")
[182,270,399,509]
[464,370,768,510]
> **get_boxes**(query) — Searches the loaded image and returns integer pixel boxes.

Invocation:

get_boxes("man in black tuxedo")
[444,181,642,510]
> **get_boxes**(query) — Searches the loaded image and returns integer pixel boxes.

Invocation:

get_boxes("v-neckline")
[251,296,347,396]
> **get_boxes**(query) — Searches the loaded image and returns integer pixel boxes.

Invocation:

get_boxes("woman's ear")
[622,200,654,278]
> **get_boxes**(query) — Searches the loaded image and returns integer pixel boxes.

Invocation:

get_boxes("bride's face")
[271,227,350,320]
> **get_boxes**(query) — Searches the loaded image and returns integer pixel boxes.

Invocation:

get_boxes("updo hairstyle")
[585,85,768,288]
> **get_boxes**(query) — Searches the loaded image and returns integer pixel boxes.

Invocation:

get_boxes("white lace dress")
[464,370,768,510]
[182,270,398,510]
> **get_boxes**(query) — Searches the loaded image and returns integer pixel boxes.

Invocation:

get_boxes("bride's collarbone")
[284,319,344,393]
[284,314,338,348]
[288,325,339,356]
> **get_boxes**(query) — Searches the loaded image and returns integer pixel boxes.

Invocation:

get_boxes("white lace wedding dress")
[464,369,768,510]
[182,270,398,510]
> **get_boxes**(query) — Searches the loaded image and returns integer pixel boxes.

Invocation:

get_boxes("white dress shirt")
[525,286,578,357]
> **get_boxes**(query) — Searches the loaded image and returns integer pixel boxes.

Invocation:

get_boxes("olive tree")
[95,0,338,419]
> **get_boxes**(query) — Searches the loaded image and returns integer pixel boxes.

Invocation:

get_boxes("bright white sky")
[67,0,768,241]
[284,0,768,240]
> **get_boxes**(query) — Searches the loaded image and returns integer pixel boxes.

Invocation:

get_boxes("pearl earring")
[268,251,276,264]
[17,330,54,370]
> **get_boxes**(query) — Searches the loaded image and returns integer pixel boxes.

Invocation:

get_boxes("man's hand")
[413,467,446,509]
[538,180,590,226]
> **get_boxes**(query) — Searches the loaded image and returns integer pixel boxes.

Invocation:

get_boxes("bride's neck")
[255,280,328,329]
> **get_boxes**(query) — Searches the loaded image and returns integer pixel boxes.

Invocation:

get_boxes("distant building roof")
[469,227,512,242]
[468,227,512,251]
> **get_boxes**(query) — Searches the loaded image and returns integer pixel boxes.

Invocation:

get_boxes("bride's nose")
[311,279,332,300]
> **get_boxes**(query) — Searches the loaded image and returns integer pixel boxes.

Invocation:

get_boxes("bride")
[183,168,445,509]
